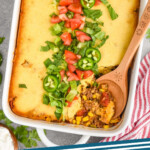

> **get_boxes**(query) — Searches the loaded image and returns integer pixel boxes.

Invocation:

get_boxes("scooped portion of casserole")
[9,0,139,128]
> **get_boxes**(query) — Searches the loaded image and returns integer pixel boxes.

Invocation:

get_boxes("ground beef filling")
[72,81,120,128]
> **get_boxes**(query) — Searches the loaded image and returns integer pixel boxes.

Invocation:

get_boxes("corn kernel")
[85,122,90,126]
[76,116,82,122]
[76,121,80,125]
[83,95,87,100]
[110,118,120,124]
[73,120,76,124]
[103,125,109,129]
[100,89,105,92]
[88,112,94,117]
[83,116,89,122]
[92,94,96,99]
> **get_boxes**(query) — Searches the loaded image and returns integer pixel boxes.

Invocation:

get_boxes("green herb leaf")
[95,31,106,40]
[55,107,63,114]
[40,41,58,52]
[107,5,118,20]
[50,23,62,35]
[55,112,61,120]
[44,58,52,68]
[0,37,5,44]
[92,63,99,75]
[70,80,77,90]
[40,45,50,51]
[19,84,27,88]
[83,9,102,21]
[43,94,50,105]
[97,35,109,48]
[0,110,5,120]
[29,129,41,141]
[58,82,70,93]
[101,0,118,20]
[66,89,77,102]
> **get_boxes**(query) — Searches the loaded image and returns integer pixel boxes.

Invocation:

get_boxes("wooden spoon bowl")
[97,79,124,119]
[0,123,18,150]
[97,0,150,118]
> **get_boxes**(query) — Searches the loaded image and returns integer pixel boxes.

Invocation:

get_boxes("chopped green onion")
[19,84,27,88]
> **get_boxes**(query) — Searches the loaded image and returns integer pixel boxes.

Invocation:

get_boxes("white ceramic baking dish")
[2,0,147,142]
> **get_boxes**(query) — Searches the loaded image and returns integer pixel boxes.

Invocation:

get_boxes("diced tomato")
[68,73,80,81]
[76,109,87,116]
[73,14,85,22]
[75,31,86,36]
[65,50,77,60]
[71,14,85,30]
[76,31,91,42]
[66,71,71,77]
[65,21,71,28]
[68,64,76,72]
[100,92,110,107]
[58,6,68,14]
[67,87,71,93]
[79,22,85,30]
[66,96,78,107]
[73,0,80,3]
[60,70,65,81]
[76,55,81,60]
[59,0,73,6]
[76,69,84,80]
[83,70,94,79]
[95,0,101,6]
[59,14,69,21]
[70,19,82,30]
[73,96,78,100]
[65,58,78,64]
[68,3,83,14]
[66,101,72,107]
[60,32,72,46]
[77,34,91,42]
[51,16,61,24]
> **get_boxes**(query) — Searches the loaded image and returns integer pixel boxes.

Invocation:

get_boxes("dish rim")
[2,0,147,137]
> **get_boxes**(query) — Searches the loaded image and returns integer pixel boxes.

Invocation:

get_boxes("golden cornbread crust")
[9,0,140,122]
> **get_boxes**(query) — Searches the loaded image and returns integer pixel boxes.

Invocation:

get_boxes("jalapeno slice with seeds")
[77,57,94,70]
[86,48,101,63]
[43,75,59,92]
[81,0,95,8]
[52,72,61,83]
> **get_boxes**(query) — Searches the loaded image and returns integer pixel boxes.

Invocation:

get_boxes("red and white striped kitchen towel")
[101,52,150,142]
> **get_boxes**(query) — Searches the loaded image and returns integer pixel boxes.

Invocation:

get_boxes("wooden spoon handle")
[119,0,150,73]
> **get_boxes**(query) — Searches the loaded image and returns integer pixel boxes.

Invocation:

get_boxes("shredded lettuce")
[66,89,78,102]
[83,9,102,21]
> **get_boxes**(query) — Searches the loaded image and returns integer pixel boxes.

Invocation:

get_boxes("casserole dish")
[2,0,147,138]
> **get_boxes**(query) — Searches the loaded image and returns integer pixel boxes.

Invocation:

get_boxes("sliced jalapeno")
[52,72,61,83]
[43,75,59,92]
[81,0,95,8]
[77,57,94,70]
[86,48,101,63]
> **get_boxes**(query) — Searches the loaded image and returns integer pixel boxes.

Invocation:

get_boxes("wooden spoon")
[0,123,18,150]
[97,0,150,119]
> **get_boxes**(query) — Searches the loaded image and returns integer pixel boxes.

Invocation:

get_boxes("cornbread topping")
[9,0,139,128]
